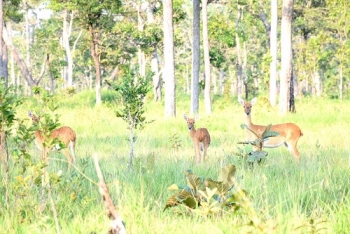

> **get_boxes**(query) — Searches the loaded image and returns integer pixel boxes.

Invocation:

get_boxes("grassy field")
[1,90,350,233]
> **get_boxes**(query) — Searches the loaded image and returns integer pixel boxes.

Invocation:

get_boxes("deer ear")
[251,98,257,106]
[184,114,188,121]
[194,114,200,121]
[238,97,245,106]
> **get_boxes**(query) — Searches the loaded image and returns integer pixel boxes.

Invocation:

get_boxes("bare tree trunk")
[270,0,278,106]
[145,1,162,101]
[191,0,200,115]
[137,4,146,77]
[62,10,74,87]
[0,0,8,86]
[202,0,212,115]
[219,69,225,95]
[89,24,101,105]
[279,0,294,114]
[2,25,35,87]
[236,6,243,98]
[1,38,8,87]
[25,4,31,70]
[163,0,176,117]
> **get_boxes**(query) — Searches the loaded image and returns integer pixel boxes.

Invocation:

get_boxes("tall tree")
[191,0,200,115]
[270,0,277,106]
[235,5,243,98]
[50,0,122,105]
[62,9,74,88]
[202,0,211,115]
[279,0,294,114]
[0,0,6,86]
[163,0,176,117]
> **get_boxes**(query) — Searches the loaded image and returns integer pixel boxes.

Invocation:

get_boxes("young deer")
[238,98,303,160]
[28,111,77,167]
[184,114,211,164]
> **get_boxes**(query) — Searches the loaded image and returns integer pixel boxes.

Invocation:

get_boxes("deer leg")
[69,141,76,163]
[62,149,73,167]
[286,141,301,161]
[194,142,201,164]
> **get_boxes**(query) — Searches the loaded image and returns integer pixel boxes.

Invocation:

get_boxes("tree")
[270,0,278,106]
[326,0,350,101]
[279,0,294,114]
[191,0,200,115]
[163,0,176,117]
[114,69,151,168]
[202,0,211,115]
[0,0,6,86]
[50,0,122,105]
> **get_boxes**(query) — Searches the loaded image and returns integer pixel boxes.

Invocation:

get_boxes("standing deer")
[238,97,303,160]
[28,111,77,167]
[184,114,211,164]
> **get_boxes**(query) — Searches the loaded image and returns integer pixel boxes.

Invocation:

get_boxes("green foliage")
[114,69,152,131]
[238,124,280,163]
[113,68,152,167]
[164,165,248,216]
[0,82,22,134]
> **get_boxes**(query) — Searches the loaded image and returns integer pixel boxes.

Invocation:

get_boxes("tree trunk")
[236,6,243,98]
[163,0,176,117]
[2,25,35,87]
[137,4,146,77]
[191,0,200,115]
[279,0,294,114]
[25,4,31,70]
[0,0,8,86]
[202,0,212,115]
[62,10,74,87]
[219,69,225,95]
[146,1,162,101]
[89,24,101,105]
[270,0,278,106]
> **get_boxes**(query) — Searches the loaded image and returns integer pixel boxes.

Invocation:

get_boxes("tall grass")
[1,91,350,233]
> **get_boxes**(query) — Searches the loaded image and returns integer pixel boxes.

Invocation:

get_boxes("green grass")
[1,92,350,233]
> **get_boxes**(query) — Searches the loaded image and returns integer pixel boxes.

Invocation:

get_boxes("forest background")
[0,0,350,233]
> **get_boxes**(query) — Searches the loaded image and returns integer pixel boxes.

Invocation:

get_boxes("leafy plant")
[113,68,152,168]
[0,82,23,209]
[238,124,280,163]
[164,164,245,215]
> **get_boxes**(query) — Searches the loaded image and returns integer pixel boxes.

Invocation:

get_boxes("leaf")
[168,184,180,191]
[217,164,236,186]
[261,124,272,137]
[205,178,230,195]
[248,151,268,162]
[185,171,202,192]
[262,131,280,139]
[163,189,197,211]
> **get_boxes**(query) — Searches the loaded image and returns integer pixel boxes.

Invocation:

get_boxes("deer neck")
[189,127,197,139]
[245,113,257,131]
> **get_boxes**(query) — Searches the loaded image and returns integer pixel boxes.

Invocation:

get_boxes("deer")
[238,97,303,161]
[184,114,211,164]
[28,111,77,167]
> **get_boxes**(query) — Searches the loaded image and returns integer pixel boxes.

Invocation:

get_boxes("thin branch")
[93,154,126,234]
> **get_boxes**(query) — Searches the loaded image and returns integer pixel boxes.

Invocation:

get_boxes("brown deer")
[28,111,77,167]
[184,114,211,164]
[238,97,303,160]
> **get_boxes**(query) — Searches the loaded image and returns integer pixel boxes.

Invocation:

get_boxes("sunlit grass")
[1,91,350,233]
